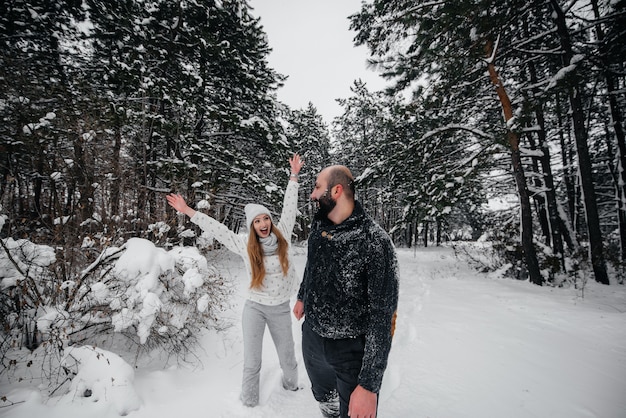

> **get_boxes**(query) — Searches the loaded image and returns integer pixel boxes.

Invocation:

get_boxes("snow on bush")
[59,345,140,416]
[0,238,56,288]
[1,235,232,392]
[109,238,231,347]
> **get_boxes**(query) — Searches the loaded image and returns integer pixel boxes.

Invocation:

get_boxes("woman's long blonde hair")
[247,224,289,289]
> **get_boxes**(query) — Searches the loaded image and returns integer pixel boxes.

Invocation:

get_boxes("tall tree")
[285,103,332,237]
[548,0,609,284]
[589,0,626,262]
[1,0,290,244]
[350,0,545,283]
[333,81,403,232]
[0,0,86,224]
[332,81,489,246]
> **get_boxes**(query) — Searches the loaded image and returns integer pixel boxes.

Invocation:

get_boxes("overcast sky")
[250,0,387,124]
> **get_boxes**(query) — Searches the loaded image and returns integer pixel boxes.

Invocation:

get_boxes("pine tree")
[285,103,331,237]
[349,0,545,281]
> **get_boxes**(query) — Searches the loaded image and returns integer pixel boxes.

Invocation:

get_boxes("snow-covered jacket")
[297,200,399,393]
[190,180,300,306]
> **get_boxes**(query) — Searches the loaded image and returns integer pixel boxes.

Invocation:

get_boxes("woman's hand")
[289,153,304,176]
[166,194,196,217]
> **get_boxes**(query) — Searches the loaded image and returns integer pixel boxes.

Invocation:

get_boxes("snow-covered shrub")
[108,238,232,353]
[1,235,232,388]
[59,345,141,416]
[0,238,58,352]
[456,209,594,287]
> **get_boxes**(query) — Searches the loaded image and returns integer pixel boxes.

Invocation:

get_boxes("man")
[293,165,399,418]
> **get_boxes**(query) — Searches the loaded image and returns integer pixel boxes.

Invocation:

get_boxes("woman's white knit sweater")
[190,180,300,306]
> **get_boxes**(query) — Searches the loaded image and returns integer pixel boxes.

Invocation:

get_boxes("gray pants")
[240,299,298,406]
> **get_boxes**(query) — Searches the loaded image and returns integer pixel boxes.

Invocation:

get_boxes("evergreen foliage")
[0,0,313,362]
[347,0,625,284]
[284,103,331,238]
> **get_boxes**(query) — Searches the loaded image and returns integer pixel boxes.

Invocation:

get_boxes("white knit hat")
[245,203,272,228]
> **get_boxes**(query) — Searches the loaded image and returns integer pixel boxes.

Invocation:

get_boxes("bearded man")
[293,165,399,418]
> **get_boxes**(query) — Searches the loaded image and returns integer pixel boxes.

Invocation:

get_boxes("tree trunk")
[33,145,44,218]
[525,73,565,264]
[522,17,565,265]
[485,39,543,285]
[550,0,609,284]
[73,131,95,223]
[591,0,626,262]
[436,218,442,246]
[110,121,122,217]
[136,95,151,229]
[556,93,577,232]
[525,130,551,245]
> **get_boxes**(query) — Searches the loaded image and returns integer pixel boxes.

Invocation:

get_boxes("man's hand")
[293,300,304,320]
[348,385,377,418]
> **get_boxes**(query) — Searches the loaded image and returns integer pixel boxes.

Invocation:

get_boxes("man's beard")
[314,193,336,219]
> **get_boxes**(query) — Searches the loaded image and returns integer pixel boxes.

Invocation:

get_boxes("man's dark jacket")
[297,200,399,393]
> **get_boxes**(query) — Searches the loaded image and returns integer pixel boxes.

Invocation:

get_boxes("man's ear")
[334,184,343,196]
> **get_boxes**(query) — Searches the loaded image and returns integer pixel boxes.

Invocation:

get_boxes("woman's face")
[252,214,272,238]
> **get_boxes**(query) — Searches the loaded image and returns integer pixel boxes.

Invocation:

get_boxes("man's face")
[311,170,336,218]
[315,189,336,218]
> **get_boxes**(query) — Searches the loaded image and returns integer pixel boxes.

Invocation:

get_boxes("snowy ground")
[1,245,625,418]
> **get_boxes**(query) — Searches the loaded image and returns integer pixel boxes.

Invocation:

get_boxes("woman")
[166,153,304,407]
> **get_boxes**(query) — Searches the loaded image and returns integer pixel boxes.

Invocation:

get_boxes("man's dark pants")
[302,320,370,418]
